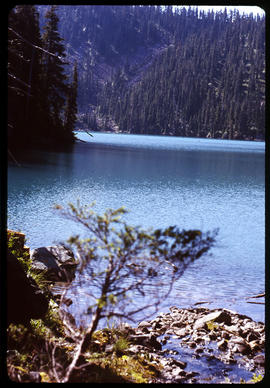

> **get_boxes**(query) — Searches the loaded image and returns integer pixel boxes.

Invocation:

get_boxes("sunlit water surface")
[8,132,265,324]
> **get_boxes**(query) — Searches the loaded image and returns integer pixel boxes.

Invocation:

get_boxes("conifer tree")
[41,5,69,138]
[64,61,78,141]
[8,5,45,147]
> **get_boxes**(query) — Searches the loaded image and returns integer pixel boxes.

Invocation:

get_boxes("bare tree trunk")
[60,307,102,383]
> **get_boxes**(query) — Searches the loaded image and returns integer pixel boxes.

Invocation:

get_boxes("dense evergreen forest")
[8,5,265,149]
[8,5,77,150]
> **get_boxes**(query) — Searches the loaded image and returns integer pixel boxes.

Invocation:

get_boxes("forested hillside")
[98,9,265,139]
[9,5,265,147]
[38,5,265,140]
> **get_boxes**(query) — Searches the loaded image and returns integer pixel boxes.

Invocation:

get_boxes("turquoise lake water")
[8,132,265,322]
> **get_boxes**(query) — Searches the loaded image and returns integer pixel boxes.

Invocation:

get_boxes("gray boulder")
[30,245,78,282]
[193,309,232,330]
[129,333,162,350]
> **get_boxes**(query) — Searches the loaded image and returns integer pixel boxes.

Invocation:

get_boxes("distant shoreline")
[75,129,265,143]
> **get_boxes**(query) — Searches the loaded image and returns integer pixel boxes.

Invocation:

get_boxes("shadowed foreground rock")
[7,251,49,326]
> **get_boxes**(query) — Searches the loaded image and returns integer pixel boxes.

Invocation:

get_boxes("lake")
[7,132,265,323]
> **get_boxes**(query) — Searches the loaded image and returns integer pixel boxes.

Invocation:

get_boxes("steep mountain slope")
[99,18,265,139]
[37,5,265,140]
[37,6,172,108]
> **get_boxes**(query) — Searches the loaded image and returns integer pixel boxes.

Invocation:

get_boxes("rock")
[173,328,186,338]
[242,320,255,330]
[232,342,251,355]
[173,359,187,369]
[152,320,165,331]
[165,329,175,335]
[253,354,265,366]
[169,306,180,313]
[7,251,49,326]
[254,325,265,334]
[186,371,199,380]
[230,336,247,345]
[217,338,228,351]
[249,340,261,352]
[202,334,211,343]
[209,331,217,340]
[168,349,179,355]
[129,334,162,350]
[30,245,77,282]
[187,341,196,348]
[221,330,230,339]
[225,354,237,364]
[195,347,204,354]
[229,336,251,354]
[160,338,167,345]
[193,334,205,344]
[137,320,152,332]
[224,324,241,335]
[171,321,184,329]
[193,310,231,330]
[171,367,184,377]
[118,322,135,335]
[128,344,145,354]
[246,331,260,342]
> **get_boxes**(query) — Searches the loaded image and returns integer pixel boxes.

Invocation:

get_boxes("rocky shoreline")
[113,306,265,384]
[7,230,265,383]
